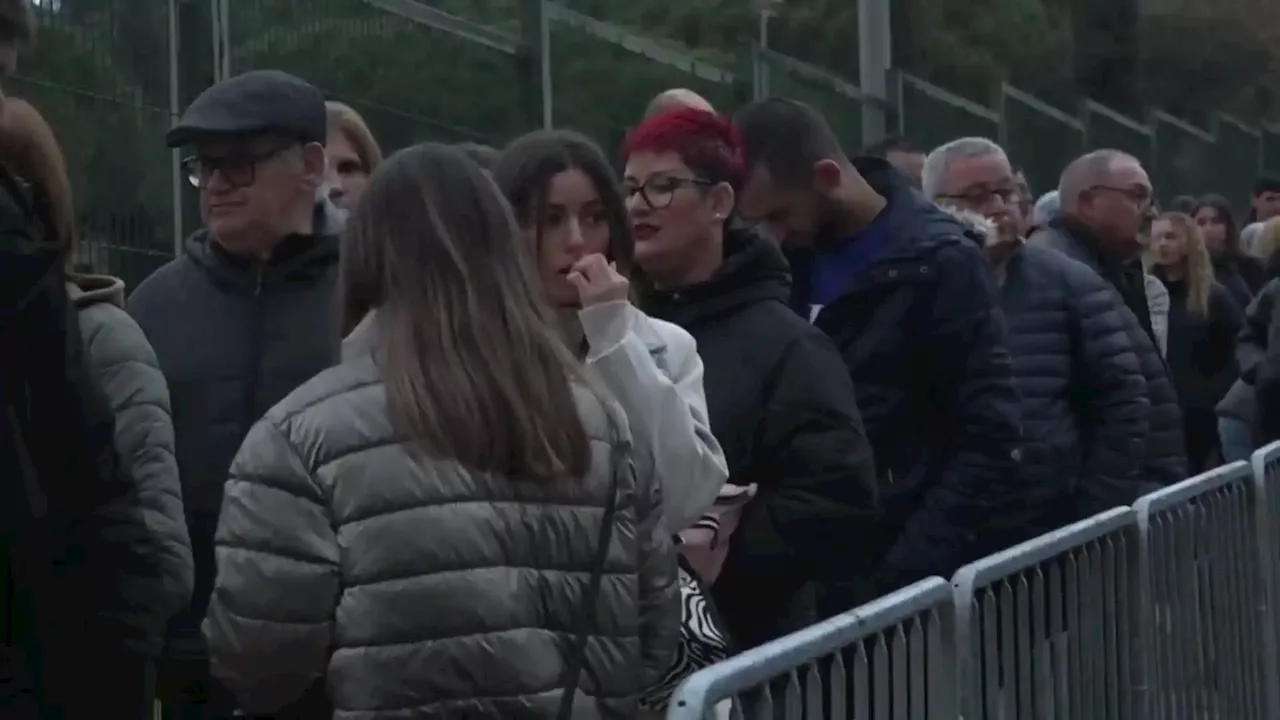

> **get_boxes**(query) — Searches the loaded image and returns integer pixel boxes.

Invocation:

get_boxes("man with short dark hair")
[1251,176,1280,223]
[130,69,343,718]
[862,134,924,188]
[733,98,1023,607]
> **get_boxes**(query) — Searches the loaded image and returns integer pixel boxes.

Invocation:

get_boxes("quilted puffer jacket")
[204,314,680,718]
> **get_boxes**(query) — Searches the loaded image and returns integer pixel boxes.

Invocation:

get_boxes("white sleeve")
[579,300,728,534]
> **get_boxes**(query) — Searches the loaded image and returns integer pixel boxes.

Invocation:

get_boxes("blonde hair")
[1252,217,1280,263]
[325,101,382,173]
[0,98,75,253]
[1151,211,1214,318]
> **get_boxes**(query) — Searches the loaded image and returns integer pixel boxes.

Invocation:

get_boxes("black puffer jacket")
[1029,221,1188,485]
[644,225,878,648]
[128,202,343,660]
[998,243,1150,528]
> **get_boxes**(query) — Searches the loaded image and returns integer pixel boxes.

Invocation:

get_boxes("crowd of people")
[6,0,1280,715]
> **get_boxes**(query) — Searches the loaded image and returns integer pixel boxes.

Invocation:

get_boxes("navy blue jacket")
[998,244,1149,527]
[789,157,1023,593]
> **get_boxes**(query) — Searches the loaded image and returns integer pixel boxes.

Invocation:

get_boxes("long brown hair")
[0,98,75,253]
[339,143,592,481]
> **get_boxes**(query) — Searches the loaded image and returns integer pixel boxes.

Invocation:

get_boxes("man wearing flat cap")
[128,69,342,719]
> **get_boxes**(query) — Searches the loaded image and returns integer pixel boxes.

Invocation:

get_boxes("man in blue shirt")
[733,98,1024,608]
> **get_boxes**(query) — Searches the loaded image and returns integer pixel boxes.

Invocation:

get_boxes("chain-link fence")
[18,0,1274,290]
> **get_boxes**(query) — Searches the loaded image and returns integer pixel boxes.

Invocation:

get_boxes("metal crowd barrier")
[665,578,958,719]
[953,507,1141,720]
[668,441,1280,720]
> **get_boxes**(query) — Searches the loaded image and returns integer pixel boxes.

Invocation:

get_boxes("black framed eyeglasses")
[936,186,1018,209]
[622,174,713,210]
[182,143,295,189]
[1088,184,1153,209]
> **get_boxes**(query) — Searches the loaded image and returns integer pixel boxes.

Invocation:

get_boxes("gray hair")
[921,137,1009,200]
[1032,191,1061,227]
[1058,149,1139,211]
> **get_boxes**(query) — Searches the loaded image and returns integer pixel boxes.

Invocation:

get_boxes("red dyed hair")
[620,107,745,189]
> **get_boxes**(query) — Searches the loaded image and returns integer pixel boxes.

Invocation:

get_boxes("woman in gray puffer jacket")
[204,144,680,719]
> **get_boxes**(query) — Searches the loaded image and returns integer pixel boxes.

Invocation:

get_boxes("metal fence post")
[858,0,891,147]
[518,0,552,129]
[168,0,183,257]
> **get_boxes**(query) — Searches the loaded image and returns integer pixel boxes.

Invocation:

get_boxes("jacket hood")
[184,199,342,291]
[936,205,999,246]
[67,273,126,308]
[850,156,985,257]
[643,222,791,327]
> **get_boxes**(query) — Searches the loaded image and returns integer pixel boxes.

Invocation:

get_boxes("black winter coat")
[1241,280,1280,444]
[644,225,878,648]
[0,165,157,718]
[787,157,1023,596]
[129,205,342,661]
[998,244,1149,530]
[1028,221,1189,485]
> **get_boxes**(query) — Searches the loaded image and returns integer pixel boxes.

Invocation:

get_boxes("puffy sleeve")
[79,301,194,652]
[580,300,727,534]
[204,417,340,714]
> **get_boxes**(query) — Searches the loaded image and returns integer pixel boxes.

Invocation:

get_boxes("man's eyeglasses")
[1088,184,1153,209]
[623,175,713,210]
[183,143,295,189]
[936,186,1019,210]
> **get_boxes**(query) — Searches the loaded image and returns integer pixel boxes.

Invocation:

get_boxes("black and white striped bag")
[638,559,732,711]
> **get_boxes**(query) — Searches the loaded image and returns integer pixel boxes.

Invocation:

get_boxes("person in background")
[1241,221,1265,257]
[620,107,878,646]
[1012,165,1034,236]
[1249,175,1280,224]
[1194,194,1265,302]
[861,134,924,188]
[1168,194,1197,215]
[1029,150,1188,483]
[324,100,382,211]
[1147,212,1243,470]
[1238,278,1280,447]
[492,128,728,535]
[1247,217,1280,278]
[130,69,342,719]
[734,99,1022,605]
[455,140,499,170]
[204,143,679,717]
[643,87,715,119]
[1,94,195,718]
[924,138,1150,542]
[1031,190,1061,230]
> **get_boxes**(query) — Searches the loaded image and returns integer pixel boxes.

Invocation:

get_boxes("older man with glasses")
[127,69,342,719]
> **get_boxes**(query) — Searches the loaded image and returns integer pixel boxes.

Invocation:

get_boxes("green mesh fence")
[758,48,862,151]
[1083,102,1152,169]
[1001,87,1084,199]
[1263,127,1280,178]
[1151,113,1214,204]
[231,0,525,149]
[898,73,999,151]
[1211,117,1261,215]
[19,1,178,290]
[548,11,739,155]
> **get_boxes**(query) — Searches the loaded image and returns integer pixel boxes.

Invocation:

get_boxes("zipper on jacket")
[241,264,265,438]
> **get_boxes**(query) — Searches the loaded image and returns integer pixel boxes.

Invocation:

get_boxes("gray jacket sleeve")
[630,443,681,687]
[79,302,194,649]
[204,418,340,714]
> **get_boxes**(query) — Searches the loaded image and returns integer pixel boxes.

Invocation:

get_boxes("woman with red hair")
[621,108,879,648]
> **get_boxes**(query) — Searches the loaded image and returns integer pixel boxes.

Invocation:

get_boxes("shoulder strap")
[556,441,625,719]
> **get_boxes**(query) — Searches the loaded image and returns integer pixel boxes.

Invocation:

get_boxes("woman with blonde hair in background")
[0,96,193,717]
[323,100,382,210]
[1148,211,1244,470]
[203,143,679,717]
